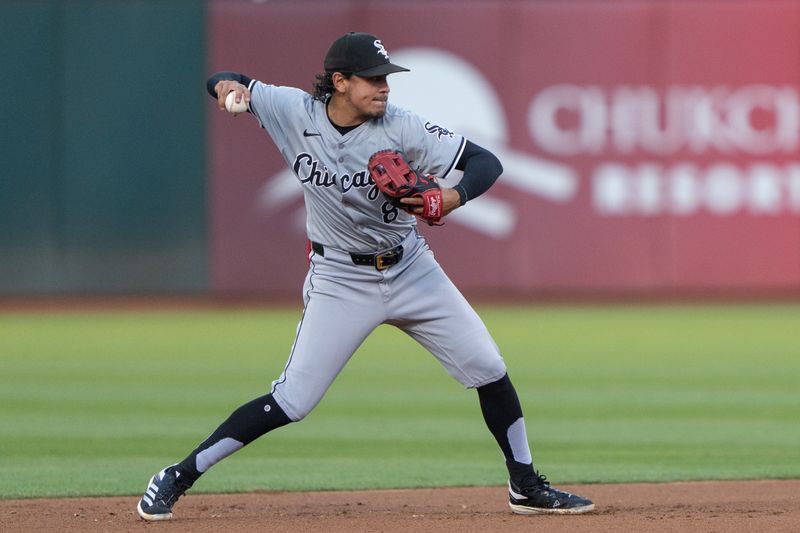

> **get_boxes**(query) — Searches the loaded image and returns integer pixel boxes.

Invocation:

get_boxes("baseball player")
[136,31,594,521]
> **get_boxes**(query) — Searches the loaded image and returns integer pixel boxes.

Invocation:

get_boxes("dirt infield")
[2,480,798,532]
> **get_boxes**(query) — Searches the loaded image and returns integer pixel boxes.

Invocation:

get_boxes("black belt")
[311,241,404,271]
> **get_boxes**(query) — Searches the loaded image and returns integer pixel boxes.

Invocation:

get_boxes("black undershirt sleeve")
[206,71,254,98]
[453,140,503,205]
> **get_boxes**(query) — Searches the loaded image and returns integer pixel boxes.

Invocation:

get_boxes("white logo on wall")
[258,49,800,236]
[530,85,800,216]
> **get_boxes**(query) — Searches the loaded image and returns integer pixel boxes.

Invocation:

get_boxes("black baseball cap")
[324,32,410,77]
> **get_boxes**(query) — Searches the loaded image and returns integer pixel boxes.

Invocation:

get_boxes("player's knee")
[271,391,316,422]
[477,372,512,395]
[289,405,312,422]
[467,358,507,389]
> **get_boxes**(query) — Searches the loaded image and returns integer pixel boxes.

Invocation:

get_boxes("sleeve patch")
[424,121,455,141]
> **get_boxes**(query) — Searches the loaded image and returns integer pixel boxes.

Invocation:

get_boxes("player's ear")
[331,72,350,94]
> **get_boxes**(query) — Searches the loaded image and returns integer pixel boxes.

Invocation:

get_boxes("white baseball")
[225,91,248,114]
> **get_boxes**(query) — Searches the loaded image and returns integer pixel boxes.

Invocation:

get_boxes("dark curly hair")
[311,71,351,101]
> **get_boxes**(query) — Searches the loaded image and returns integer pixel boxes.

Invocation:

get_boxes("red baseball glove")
[367,149,444,225]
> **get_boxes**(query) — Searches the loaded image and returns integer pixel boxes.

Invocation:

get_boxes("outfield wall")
[0,0,207,294]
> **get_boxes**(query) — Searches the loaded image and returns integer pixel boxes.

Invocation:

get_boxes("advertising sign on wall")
[209,1,800,297]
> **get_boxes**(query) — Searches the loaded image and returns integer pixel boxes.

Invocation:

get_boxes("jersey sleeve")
[398,110,466,180]
[247,80,309,147]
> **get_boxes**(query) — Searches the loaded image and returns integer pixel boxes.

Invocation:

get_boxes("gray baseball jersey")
[247,80,466,252]
[243,79,504,421]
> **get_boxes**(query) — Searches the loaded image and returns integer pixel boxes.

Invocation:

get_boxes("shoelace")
[513,471,551,495]
[533,471,550,489]
[157,472,191,506]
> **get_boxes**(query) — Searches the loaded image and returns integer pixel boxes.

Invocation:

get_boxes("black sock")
[477,373,537,488]
[176,393,291,484]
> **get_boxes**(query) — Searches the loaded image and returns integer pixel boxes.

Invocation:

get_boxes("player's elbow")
[488,152,503,179]
[463,141,503,179]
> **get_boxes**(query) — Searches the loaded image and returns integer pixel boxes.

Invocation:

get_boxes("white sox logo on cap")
[373,40,389,60]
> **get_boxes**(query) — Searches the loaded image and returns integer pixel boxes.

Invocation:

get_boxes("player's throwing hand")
[214,80,250,112]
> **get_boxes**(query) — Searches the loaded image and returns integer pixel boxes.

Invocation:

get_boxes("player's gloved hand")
[368,149,451,226]
[399,188,461,219]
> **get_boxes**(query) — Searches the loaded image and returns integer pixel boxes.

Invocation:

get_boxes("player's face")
[344,74,390,121]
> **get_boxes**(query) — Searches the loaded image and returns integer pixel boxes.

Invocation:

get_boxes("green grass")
[1,304,799,498]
